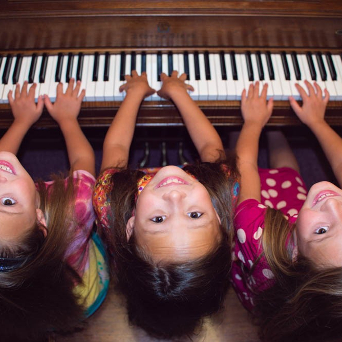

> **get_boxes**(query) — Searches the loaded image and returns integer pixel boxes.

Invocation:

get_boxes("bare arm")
[44,79,95,176]
[0,82,44,154]
[289,81,342,186]
[100,71,155,171]
[157,71,224,162]
[236,82,274,205]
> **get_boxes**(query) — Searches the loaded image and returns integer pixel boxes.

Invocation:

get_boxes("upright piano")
[0,0,342,128]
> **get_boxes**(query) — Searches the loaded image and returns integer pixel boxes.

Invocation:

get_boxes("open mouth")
[156,177,189,188]
[0,161,16,175]
[313,191,340,206]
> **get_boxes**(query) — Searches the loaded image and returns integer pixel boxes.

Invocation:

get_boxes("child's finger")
[295,83,308,100]
[288,96,301,114]
[160,72,167,81]
[28,83,37,98]
[313,82,323,98]
[260,83,268,99]
[254,81,260,98]
[186,84,194,92]
[8,90,14,106]
[323,88,330,105]
[267,97,274,114]
[36,95,44,113]
[66,78,75,95]
[14,83,21,99]
[21,81,28,97]
[179,73,187,81]
[78,89,86,102]
[304,80,315,97]
[56,82,64,97]
[131,70,138,77]
[73,80,81,97]
[171,70,178,78]
[44,94,53,113]
[124,75,132,81]
[241,88,247,103]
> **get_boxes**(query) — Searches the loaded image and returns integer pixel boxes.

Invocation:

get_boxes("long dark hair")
[0,174,85,342]
[107,155,239,339]
[253,207,342,342]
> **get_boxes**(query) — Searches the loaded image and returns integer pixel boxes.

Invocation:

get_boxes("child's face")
[126,166,221,262]
[0,152,41,242]
[296,181,342,267]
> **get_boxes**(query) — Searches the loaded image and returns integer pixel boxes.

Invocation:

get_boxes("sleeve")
[64,170,96,276]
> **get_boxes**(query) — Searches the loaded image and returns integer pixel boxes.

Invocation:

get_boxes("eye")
[151,216,166,223]
[187,212,203,219]
[1,197,16,206]
[315,226,329,234]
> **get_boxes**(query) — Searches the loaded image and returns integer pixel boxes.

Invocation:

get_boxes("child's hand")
[289,81,329,128]
[44,78,85,125]
[157,71,194,100]
[119,71,155,98]
[8,82,44,128]
[241,82,274,128]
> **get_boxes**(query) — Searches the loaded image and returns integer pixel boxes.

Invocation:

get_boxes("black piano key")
[131,52,136,73]
[194,51,200,80]
[291,52,301,80]
[12,54,23,84]
[256,52,264,81]
[55,53,63,82]
[265,52,275,80]
[93,52,100,82]
[183,52,189,80]
[157,51,162,82]
[66,53,74,83]
[168,51,173,76]
[230,51,238,80]
[2,55,13,85]
[219,51,227,80]
[28,53,37,83]
[306,52,316,81]
[141,52,146,74]
[326,52,337,81]
[204,51,211,80]
[76,53,84,81]
[245,51,254,81]
[119,52,126,81]
[103,52,110,81]
[39,53,48,83]
[316,52,327,81]
[281,52,290,80]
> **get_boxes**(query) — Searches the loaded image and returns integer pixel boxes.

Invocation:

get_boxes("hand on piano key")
[8,81,44,126]
[289,80,330,127]
[118,70,155,99]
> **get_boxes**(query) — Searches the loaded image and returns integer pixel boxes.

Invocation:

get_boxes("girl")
[93,71,239,340]
[0,80,109,341]
[232,80,342,342]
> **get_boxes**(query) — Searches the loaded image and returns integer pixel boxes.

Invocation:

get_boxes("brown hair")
[0,174,85,342]
[252,207,342,342]
[107,155,239,339]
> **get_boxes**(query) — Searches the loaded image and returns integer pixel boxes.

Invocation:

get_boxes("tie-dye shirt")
[41,170,110,317]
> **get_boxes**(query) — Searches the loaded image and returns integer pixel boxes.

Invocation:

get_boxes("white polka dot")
[297,193,307,200]
[265,200,273,208]
[296,177,303,185]
[238,251,245,263]
[262,269,274,279]
[297,186,306,194]
[268,189,278,198]
[235,274,242,280]
[276,201,287,209]
[287,208,298,216]
[237,229,246,243]
[269,169,279,174]
[266,178,276,187]
[281,180,291,189]
[253,227,263,240]
[261,190,270,199]
[258,204,266,209]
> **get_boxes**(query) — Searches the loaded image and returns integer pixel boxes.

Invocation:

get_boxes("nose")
[162,189,186,203]
[321,198,342,219]
[0,175,8,183]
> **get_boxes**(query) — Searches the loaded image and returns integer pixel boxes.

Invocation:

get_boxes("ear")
[36,208,47,238]
[126,216,135,241]
[214,209,221,225]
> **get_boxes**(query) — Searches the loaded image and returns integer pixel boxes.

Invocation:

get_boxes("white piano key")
[311,55,327,95]
[237,53,252,97]
[267,54,283,101]
[296,55,310,94]
[31,55,43,101]
[224,53,239,100]
[286,53,301,100]
[114,54,125,101]
[21,56,32,83]
[104,54,116,101]
[206,53,218,100]
[260,53,275,99]
[71,54,78,82]
[331,55,342,100]
[173,53,179,74]
[198,53,208,100]
[94,54,105,101]
[187,53,200,100]
[61,55,69,93]
[144,53,153,101]
[213,54,228,100]
[274,54,291,100]
[125,54,132,76]
[322,54,338,100]
[162,53,169,75]
[135,54,142,76]
[47,56,59,102]
[1,55,17,103]
[251,54,264,95]
[177,53,185,75]
[16,57,29,94]
[84,55,96,102]
[0,56,8,103]
[39,56,52,97]
[151,54,161,101]
[78,55,88,96]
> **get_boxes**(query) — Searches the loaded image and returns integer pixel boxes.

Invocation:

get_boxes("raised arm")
[0,82,44,154]
[157,71,224,162]
[236,82,273,205]
[289,80,342,186]
[100,71,155,171]
[44,79,95,176]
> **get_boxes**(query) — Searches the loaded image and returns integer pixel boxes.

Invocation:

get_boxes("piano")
[0,0,342,128]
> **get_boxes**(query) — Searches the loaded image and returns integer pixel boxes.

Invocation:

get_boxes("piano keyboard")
[0,51,342,104]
